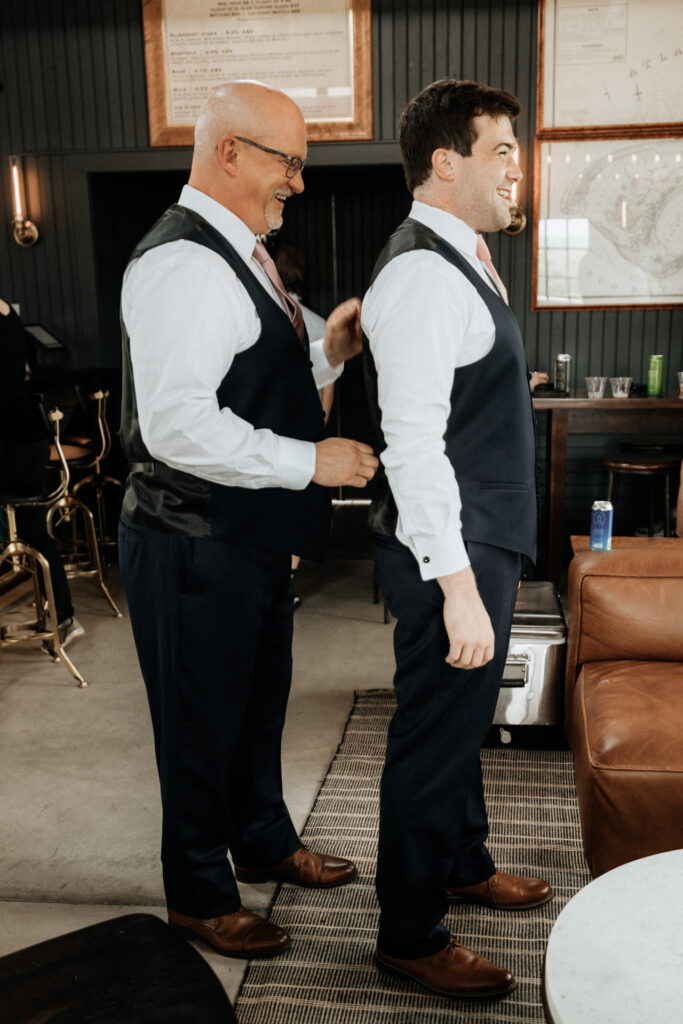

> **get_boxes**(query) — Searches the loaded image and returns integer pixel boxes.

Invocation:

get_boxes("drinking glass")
[677,371,683,398]
[609,376,632,398]
[585,376,607,399]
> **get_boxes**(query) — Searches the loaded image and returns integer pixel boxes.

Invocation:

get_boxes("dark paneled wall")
[1,1,680,539]
[2,0,680,372]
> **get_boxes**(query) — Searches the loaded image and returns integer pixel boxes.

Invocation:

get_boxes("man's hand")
[529,371,549,392]
[322,298,362,367]
[313,437,378,488]
[437,566,495,669]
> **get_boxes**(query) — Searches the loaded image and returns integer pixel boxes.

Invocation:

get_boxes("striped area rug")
[235,689,589,1023]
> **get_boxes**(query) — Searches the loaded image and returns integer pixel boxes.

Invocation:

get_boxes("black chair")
[0,913,236,1024]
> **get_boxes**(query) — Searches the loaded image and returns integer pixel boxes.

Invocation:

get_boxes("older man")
[362,79,552,999]
[118,81,377,958]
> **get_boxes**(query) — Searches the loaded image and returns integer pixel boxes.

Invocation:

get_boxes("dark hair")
[398,79,522,192]
[273,244,304,293]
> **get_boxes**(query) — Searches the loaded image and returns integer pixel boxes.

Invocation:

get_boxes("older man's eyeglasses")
[235,136,305,179]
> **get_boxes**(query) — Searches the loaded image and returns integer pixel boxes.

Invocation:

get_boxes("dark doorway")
[90,164,411,459]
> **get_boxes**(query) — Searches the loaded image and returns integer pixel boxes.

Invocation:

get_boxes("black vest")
[363,217,537,562]
[119,204,331,562]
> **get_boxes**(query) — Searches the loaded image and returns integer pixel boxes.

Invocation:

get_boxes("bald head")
[193,81,304,162]
[188,81,307,233]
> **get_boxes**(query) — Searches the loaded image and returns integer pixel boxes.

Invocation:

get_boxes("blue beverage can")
[590,500,613,550]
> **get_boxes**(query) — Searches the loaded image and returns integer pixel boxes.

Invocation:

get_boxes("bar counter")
[531,393,683,586]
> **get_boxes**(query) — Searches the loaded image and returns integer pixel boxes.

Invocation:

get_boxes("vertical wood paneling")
[446,0,464,79]
[62,0,87,151]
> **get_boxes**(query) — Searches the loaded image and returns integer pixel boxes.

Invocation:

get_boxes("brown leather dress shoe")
[446,871,553,909]
[234,844,357,888]
[376,938,516,999]
[167,906,290,958]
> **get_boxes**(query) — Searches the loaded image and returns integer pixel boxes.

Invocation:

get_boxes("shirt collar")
[409,200,479,261]
[178,184,258,263]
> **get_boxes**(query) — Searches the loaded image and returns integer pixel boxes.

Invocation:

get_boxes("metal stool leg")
[606,470,616,504]
[664,472,672,537]
[648,477,656,536]
[0,540,88,687]
[77,497,122,617]
[48,496,123,617]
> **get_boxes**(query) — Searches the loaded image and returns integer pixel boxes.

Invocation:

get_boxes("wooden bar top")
[571,535,682,553]
[533,394,683,411]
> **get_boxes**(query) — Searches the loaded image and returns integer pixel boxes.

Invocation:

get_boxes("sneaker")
[58,617,85,649]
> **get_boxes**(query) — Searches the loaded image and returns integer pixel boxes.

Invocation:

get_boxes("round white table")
[544,850,683,1024]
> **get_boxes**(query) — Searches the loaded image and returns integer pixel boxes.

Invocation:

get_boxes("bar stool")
[47,493,123,618]
[71,388,122,557]
[48,387,122,564]
[0,408,88,687]
[600,453,680,536]
[37,392,123,618]
[620,438,683,457]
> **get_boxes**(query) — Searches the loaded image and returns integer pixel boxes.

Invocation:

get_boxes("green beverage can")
[647,354,665,396]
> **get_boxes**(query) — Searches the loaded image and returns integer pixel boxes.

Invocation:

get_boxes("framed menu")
[142,0,373,146]
[538,0,683,135]
[533,136,683,309]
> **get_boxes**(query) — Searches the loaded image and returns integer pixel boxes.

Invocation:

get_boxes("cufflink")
[423,556,430,564]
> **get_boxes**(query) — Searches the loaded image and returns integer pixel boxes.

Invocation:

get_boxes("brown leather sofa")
[565,546,683,876]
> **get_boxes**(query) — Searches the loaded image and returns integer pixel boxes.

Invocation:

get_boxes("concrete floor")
[0,557,395,1002]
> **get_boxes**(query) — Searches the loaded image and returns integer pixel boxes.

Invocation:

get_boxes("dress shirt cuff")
[408,531,471,581]
[309,338,344,389]
[276,435,317,490]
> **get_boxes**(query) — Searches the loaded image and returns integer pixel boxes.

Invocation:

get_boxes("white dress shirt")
[121,185,342,491]
[361,200,503,580]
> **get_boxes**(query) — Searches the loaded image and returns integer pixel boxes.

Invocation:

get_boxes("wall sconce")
[9,155,39,247]
[503,179,527,235]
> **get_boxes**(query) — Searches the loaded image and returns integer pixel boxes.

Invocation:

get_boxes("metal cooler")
[493,581,567,728]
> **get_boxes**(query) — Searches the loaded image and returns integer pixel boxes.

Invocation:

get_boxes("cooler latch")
[502,652,531,686]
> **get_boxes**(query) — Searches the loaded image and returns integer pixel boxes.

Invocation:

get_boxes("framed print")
[533,136,683,309]
[538,0,683,135]
[142,0,373,146]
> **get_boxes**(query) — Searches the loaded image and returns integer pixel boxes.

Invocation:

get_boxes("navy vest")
[120,204,331,562]
[363,217,537,562]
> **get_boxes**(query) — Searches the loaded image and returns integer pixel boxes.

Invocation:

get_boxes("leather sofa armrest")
[565,546,683,732]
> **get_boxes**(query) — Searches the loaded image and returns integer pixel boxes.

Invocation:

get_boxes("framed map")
[538,0,683,134]
[142,0,373,146]
[533,136,683,309]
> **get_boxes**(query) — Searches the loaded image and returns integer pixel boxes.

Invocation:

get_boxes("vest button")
[423,556,430,564]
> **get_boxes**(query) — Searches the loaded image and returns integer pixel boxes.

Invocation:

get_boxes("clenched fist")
[313,437,378,488]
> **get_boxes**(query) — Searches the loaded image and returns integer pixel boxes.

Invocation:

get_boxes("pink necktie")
[253,241,306,344]
[476,235,509,305]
